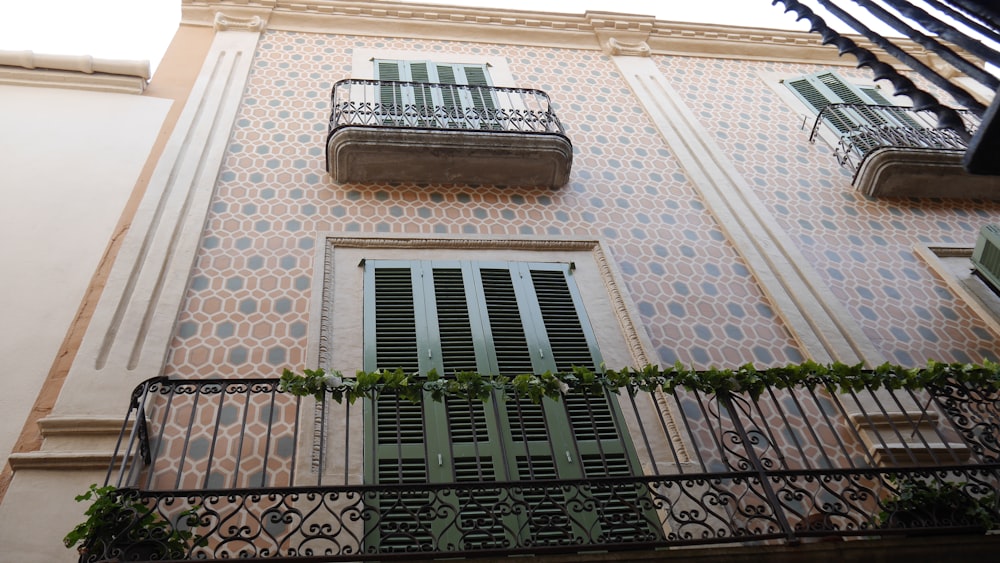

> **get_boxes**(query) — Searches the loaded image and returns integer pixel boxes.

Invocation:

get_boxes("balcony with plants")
[68,362,1000,562]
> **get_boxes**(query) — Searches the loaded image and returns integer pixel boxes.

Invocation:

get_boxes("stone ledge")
[38,416,129,438]
[8,451,121,470]
[848,410,970,466]
[854,147,1000,200]
[0,67,147,95]
[327,127,572,188]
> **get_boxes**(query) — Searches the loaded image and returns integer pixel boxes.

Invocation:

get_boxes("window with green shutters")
[362,260,659,551]
[374,60,497,128]
[785,70,920,135]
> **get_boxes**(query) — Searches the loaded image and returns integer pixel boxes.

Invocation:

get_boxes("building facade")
[1,1,998,561]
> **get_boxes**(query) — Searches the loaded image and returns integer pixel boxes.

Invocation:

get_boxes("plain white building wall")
[0,84,170,472]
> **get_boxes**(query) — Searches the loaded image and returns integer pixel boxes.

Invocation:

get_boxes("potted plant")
[64,484,201,561]
[878,477,998,534]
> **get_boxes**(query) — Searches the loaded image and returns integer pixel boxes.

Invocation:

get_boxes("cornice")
[0,50,148,94]
[181,0,922,66]
[0,67,147,95]
[0,50,149,79]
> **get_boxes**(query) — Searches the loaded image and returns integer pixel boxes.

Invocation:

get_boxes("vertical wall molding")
[611,56,883,366]
[51,27,263,416]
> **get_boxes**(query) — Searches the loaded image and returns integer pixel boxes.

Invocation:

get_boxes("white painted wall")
[0,85,170,472]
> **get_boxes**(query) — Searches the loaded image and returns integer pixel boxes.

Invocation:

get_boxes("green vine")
[279,360,1000,403]
[878,477,999,530]
[64,484,202,559]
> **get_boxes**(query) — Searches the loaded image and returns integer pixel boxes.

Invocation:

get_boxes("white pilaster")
[51,23,263,418]
[609,54,883,365]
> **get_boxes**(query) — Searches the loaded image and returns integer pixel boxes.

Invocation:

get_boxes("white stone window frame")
[297,233,689,483]
[915,243,1000,337]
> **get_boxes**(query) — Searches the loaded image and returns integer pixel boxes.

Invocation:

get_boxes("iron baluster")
[717,391,798,544]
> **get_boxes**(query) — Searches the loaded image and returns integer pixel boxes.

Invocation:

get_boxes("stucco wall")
[0,85,171,470]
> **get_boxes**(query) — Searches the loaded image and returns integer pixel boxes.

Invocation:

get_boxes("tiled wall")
[165,29,997,380]
[654,55,999,364]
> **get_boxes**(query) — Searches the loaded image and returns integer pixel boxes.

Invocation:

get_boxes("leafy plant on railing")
[279,359,1000,403]
[65,484,202,561]
[878,478,999,532]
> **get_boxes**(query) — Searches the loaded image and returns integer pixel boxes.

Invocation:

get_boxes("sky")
[0,1,819,73]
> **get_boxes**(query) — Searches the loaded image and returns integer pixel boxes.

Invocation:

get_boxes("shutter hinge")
[358,258,366,267]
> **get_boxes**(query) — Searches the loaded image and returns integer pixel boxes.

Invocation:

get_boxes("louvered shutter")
[859,85,923,129]
[522,264,657,543]
[363,265,437,552]
[434,64,462,126]
[374,61,405,121]
[787,71,900,134]
[363,260,654,549]
[461,65,499,129]
[407,62,435,124]
[375,60,496,129]
[473,264,583,545]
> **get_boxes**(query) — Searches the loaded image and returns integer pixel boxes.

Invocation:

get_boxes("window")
[773,69,990,199]
[362,259,657,550]
[785,70,919,135]
[916,243,1000,338]
[374,60,498,129]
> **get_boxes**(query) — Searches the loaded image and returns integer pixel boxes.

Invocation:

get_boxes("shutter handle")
[565,451,572,463]
[539,348,544,358]
[438,454,443,466]
[428,349,432,359]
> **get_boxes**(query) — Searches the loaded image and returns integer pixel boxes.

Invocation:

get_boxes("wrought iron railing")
[809,103,981,177]
[327,79,566,135]
[86,374,1000,561]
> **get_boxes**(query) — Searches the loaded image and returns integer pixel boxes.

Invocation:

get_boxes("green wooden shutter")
[460,64,498,129]
[815,72,898,128]
[786,74,857,134]
[460,65,495,109]
[859,85,923,129]
[373,60,496,129]
[408,62,435,123]
[525,264,658,542]
[374,61,405,121]
[859,85,891,106]
[785,70,926,135]
[363,260,656,550]
[787,71,878,133]
[434,64,462,125]
[363,265,433,552]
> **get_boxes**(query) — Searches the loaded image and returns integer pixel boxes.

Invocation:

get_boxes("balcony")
[771,1,1000,176]
[810,104,995,199]
[326,79,572,188]
[82,368,1000,561]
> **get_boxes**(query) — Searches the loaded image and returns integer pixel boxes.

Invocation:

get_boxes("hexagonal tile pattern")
[653,55,1000,364]
[164,31,804,381]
